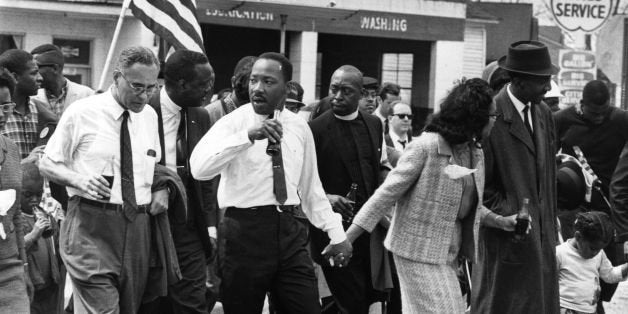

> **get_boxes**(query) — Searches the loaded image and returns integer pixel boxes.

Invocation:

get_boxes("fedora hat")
[498,41,559,76]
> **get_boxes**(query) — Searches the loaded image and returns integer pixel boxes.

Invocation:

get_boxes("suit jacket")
[33,79,94,115]
[149,93,215,258]
[472,86,559,314]
[309,110,393,291]
[353,132,485,264]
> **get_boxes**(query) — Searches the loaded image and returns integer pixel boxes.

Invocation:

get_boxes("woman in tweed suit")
[334,79,512,313]
[0,68,30,313]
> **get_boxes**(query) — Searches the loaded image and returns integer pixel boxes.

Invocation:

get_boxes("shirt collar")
[160,88,181,118]
[507,84,530,113]
[107,87,130,121]
[334,109,359,121]
[389,130,407,143]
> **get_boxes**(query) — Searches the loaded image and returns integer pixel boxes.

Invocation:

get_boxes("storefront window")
[53,38,92,87]
[381,53,413,102]
[0,34,23,54]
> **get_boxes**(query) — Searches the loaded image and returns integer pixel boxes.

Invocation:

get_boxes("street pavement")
[210,281,628,314]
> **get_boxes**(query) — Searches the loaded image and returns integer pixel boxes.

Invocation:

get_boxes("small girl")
[556,211,628,314]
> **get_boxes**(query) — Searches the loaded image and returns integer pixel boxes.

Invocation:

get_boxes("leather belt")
[228,205,301,216]
[76,196,151,214]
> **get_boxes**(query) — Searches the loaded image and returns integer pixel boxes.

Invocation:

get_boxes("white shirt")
[507,84,534,132]
[44,89,162,205]
[556,240,627,313]
[160,89,181,172]
[190,103,346,244]
[374,108,386,128]
[389,131,408,152]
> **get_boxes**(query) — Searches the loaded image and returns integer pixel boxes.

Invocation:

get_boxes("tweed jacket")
[352,132,488,264]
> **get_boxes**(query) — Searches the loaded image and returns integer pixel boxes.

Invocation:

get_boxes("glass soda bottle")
[514,198,530,241]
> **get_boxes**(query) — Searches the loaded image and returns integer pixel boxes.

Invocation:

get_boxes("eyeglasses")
[393,113,413,119]
[118,71,158,95]
[489,113,498,119]
[36,63,57,69]
[1,102,16,114]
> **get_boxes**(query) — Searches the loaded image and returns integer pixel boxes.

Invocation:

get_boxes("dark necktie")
[398,140,406,149]
[522,105,533,138]
[121,110,138,221]
[176,109,190,183]
[266,114,287,204]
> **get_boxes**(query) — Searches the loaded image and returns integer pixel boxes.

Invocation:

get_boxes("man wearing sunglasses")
[386,101,413,153]
[40,46,165,314]
[30,44,94,118]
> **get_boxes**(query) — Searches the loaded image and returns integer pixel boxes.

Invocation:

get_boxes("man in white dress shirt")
[190,52,352,313]
[39,46,167,314]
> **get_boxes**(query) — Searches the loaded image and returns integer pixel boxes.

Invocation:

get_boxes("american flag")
[129,0,205,53]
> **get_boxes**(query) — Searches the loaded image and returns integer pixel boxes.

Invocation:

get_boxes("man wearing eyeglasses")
[40,46,166,314]
[31,44,94,118]
[386,101,413,153]
[310,65,394,314]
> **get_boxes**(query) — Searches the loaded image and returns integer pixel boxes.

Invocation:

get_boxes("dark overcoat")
[471,86,559,314]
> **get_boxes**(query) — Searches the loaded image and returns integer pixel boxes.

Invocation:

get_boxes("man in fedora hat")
[472,40,560,314]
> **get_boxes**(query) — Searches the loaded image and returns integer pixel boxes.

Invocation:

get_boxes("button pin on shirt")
[147,149,156,157]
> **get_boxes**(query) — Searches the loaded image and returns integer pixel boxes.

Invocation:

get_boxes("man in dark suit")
[145,49,216,314]
[310,65,393,314]
[472,41,559,314]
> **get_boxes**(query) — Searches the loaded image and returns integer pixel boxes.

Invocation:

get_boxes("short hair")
[257,52,292,82]
[387,100,410,117]
[21,161,43,191]
[425,78,493,146]
[115,46,160,72]
[30,44,64,68]
[232,56,256,101]
[164,49,210,84]
[335,65,364,89]
[582,80,610,107]
[0,67,16,98]
[575,211,614,244]
[0,49,33,75]
[379,82,401,100]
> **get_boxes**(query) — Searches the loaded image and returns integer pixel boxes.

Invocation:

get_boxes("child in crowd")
[20,162,64,314]
[557,211,628,314]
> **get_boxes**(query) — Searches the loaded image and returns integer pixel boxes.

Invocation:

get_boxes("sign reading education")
[551,0,614,33]
[558,50,597,107]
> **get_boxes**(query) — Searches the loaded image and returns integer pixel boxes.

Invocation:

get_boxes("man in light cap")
[31,44,94,117]
[284,81,306,113]
[472,41,560,314]
[358,76,379,114]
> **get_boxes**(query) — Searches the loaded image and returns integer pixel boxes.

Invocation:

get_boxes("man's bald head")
[329,65,365,116]
[332,65,363,89]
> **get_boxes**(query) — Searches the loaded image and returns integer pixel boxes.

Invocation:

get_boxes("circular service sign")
[551,0,614,33]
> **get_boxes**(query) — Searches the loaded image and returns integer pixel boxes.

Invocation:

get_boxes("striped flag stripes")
[129,0,205,53]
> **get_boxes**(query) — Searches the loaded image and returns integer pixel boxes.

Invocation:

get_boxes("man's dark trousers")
[219,207,320,314]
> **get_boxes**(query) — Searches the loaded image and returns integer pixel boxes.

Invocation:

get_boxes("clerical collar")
[334,110,359,121]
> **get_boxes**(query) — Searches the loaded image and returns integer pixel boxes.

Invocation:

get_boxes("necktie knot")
[398,140,406,149]
[122,110,130,119]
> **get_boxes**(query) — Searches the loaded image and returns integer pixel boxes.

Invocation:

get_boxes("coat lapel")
[361,112,382,173]
[533,103,547,192]
[497,88,536,154]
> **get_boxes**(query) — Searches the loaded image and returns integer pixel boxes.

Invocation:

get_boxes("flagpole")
[97,0,132,91]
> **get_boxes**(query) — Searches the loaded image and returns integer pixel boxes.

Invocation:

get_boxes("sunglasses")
[393,113,413,119]
[1,102,16,114]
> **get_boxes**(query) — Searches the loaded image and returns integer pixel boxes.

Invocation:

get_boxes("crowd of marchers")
[1,40,628,314]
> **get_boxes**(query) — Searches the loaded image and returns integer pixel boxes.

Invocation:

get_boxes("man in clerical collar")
[310,65,398,313]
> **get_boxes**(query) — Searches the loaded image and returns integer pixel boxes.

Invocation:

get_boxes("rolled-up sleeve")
[298,126,346,244]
